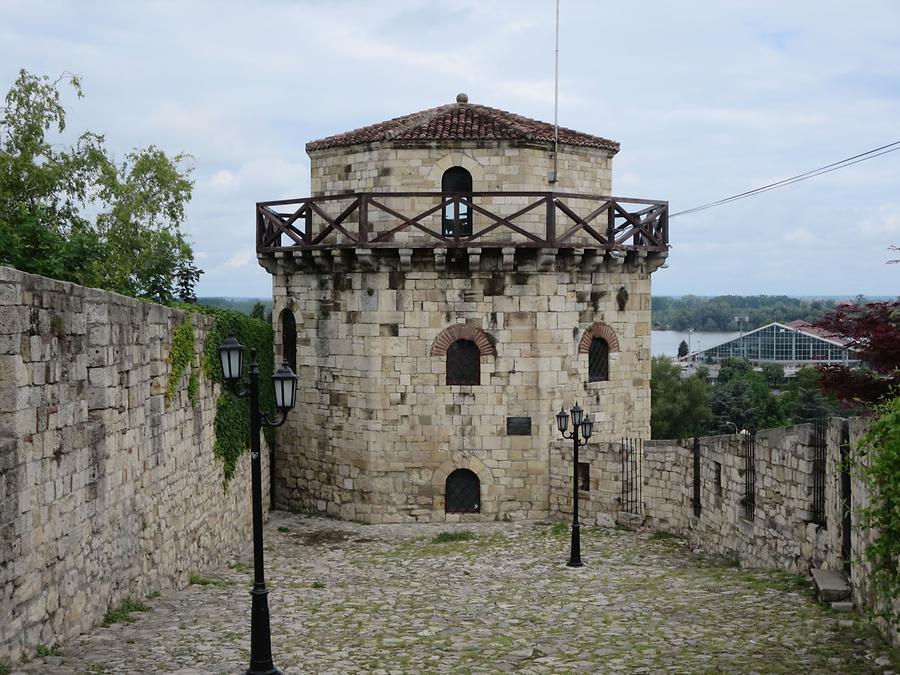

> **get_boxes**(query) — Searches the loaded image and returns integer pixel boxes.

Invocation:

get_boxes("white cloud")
[1,0,899,296]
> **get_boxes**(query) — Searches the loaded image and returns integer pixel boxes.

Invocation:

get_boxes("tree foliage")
[677,339,689,358]
[814,301,900,407]
[650,357,711,439]
[652,295,837,331]
[855,395,900,625]
[0,69,200,303]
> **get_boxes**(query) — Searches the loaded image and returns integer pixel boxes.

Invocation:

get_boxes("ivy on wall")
[856,395,900,626]
[167,304,276,484]
[199,307,276,484]
[166,319,199,405]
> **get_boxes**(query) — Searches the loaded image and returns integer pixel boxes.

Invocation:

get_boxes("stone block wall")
[272,252,652,523]
[0,267,265,662]
[305,140,615,247]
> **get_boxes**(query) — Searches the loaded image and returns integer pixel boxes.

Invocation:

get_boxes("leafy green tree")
[250,301,267,321]
[677,339,689,358]
[709,358,788,432]
[650,357,712,439]
[760,362,785,388]
[0,69,200,303]
[780,367,837,423]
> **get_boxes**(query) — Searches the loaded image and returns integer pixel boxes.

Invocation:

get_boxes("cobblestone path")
[11,511,899,674]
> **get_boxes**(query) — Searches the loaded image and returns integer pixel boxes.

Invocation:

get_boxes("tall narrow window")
[280,309,297,373]
[442,166,473,236]
[588,337,609,382]
[446,339,480,385]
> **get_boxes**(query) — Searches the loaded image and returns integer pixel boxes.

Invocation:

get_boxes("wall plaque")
[506,416,532,436]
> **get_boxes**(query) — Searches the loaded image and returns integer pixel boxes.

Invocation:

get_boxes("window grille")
[589,337,609,382]
[811,419,827,525]
[446,339,480,385]
[445,469,480,513]
[578,462,590,492]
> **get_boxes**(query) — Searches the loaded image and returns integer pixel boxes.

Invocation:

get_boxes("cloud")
[1,0,899,297]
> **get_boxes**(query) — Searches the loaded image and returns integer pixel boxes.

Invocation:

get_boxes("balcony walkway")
[14,511,897,674]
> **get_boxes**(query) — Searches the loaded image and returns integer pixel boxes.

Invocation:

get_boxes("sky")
[1,0,899,298]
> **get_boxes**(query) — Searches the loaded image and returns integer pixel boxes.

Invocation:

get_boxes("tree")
[250,302,267,321]
[781,367,838,423]
[814,301,900,406]
[0,69,200,303]
[650,357,712,439]
[677,339,689,358]
[709,357,788,432]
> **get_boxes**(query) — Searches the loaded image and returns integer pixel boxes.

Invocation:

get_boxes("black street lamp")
[556,402,594,568]
[218,337,298,675]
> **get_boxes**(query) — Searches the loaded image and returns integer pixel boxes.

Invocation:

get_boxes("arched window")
[280,309,297,373]
[589,337,609,382]
[446,339,480,385]
[442,166,473,237]
[445,469,480,513]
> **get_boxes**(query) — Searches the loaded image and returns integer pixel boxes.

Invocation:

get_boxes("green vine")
[198,306,276,484]
[856,393,900,625]
[166,317,198,406]
[165,304,275,484]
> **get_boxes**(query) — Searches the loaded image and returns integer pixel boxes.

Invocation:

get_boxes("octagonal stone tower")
[257,96,668,523]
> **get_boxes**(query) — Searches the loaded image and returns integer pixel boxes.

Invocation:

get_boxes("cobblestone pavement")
[10,511,900,674]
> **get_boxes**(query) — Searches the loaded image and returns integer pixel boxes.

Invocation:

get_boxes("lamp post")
[556,403,594,568]
[218,337,298,675]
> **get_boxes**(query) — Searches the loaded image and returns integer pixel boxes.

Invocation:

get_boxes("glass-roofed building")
[684,320,860,372]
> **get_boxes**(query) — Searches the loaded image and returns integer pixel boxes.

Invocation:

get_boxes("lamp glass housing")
[581,415,594,439]
[218,336,244,381]
[570,403,583,429]
[556,408,569,433]
[273,363,298,411]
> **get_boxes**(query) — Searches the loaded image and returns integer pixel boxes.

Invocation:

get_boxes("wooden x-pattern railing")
[256,191,668,254]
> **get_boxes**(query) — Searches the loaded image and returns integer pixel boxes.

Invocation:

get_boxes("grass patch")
[431,530,475,544]
[228,561,252,573]
[34,644,62,658]
[310,580,326,589]
[102,599,149,626]
[146,590,160,599]
[738,570,811,593]
[189,574,234,587]
[549,522,569,537]
[649,531,675,541]
[0,665,10,675]
[277,526,291,533]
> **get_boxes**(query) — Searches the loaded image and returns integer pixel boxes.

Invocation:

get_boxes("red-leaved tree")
[814,301,900,407]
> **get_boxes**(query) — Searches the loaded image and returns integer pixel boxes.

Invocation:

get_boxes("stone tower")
[257,95,668,523]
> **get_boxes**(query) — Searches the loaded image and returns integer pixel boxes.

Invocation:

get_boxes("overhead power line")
[670,140,900,218]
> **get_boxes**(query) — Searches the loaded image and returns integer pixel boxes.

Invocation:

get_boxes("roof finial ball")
[456,92,469,104]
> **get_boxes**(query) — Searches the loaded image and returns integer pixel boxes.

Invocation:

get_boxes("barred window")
[589,337,609,382]
[445,469,480,513]
[447,339,480,385]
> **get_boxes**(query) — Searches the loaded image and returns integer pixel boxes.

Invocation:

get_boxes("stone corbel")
[467,247,482,272]
[257,254,279,275]
[645,251,669,274]
[399,248,413,272]
[537,247,556,271]
[355,248,375,271]
[605,250,625,272]
[502,247,516,271]
[434,248,447,273]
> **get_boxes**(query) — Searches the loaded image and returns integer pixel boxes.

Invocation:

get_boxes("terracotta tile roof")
[306,100,620,153]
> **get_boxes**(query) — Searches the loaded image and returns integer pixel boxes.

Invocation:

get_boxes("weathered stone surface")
[0,266,265,664]
[10,513,899,674]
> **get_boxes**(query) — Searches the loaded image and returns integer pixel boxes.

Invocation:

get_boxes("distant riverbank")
[651,330,739,357]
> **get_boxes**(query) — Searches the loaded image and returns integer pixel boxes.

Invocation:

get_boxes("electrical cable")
[670,141,900,218]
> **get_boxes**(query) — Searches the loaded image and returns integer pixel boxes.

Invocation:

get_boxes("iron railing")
[811,419,827,525]
[621,438,643,514]
[256,191,668,253]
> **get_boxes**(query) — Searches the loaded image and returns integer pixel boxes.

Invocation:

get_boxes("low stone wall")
[552,419,897,645]
[0,267,265,662]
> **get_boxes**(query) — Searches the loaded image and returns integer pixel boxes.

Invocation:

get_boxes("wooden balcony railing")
[256,191,668,254]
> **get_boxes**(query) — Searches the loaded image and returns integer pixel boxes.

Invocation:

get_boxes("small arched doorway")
[441,166,473,236]
[445,468,480,513]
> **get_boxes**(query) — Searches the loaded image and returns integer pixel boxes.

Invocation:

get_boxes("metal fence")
[811,419,827,525]
[621,438,643,514]
[742,433,756,520]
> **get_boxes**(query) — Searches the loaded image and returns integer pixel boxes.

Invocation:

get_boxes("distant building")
[682,320,860,374]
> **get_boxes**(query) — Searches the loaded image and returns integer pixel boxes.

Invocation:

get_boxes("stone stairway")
[811,568,853,612]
